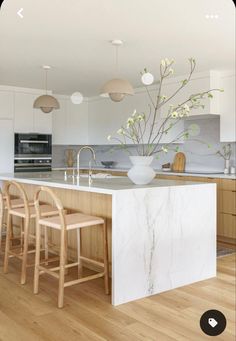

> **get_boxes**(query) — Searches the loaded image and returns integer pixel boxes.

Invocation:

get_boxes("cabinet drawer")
[157,175,184,181]
[219,190,236,214]
[220,179,236,191]
[218,213,236,239]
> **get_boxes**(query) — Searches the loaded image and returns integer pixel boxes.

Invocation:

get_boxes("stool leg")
[44,226,49,265]
[34,221,41,294]
[77,228,82,277]
[0,202,4,251]
[58,228,66,308]
[103,221,109,295]
[21,217,30,285]
[20,218,24,251]
[3,212,12,273]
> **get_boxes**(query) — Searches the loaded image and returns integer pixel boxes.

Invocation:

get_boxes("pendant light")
[33,65,60,113]
[100,40,134,102]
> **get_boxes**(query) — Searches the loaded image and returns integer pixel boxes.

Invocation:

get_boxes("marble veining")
[112,184,216,305]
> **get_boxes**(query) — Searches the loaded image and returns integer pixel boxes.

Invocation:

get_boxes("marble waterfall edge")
[112,184,216,305]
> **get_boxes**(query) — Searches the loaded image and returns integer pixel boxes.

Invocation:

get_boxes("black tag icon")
[200,309,227,336]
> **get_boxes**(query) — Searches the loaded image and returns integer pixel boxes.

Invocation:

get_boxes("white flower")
[161,59,166,67]
[138,115,144,121]
[132,109,137,117]
[165,58,170,65]
[107,135,111,141]
[179,112,184,118]
[117,129,124,135]
[171,111,179,118]
[161,95,167,101]
[183,104,190,112]
[162,146,168,153]
[127,117,134,125]
[169,68,174,75]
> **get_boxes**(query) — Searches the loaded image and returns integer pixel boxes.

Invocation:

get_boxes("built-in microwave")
[14,133,52,172]
[14,133,52,157]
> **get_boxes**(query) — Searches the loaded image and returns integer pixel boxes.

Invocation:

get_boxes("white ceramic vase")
[127,156,156,185]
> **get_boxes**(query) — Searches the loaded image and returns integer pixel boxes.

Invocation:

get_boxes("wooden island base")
[4,182,112,273]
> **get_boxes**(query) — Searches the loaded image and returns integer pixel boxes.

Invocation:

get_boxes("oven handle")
[19,140,49,144]
[15,163,51,167]
[14,157,52,160]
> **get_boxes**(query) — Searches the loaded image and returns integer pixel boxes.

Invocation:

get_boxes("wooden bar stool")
[0,187,34,253]
[34,186,109,308]
[3,181,58,284]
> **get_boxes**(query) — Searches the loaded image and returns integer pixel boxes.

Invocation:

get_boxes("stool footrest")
[64,272,105,288]
[79,256,104,268]
[38,266,60,279]
[49,262,80,272]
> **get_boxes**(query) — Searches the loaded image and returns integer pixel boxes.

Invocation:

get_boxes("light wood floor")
[0,254,235,341]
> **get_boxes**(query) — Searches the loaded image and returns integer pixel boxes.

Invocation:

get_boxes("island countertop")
[0,171,210,195]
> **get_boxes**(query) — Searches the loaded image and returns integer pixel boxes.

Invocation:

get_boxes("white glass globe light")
[71,92,84,104]
[141,72,154,85]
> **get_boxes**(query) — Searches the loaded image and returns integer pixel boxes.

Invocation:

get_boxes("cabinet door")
[218,213,236,239]
[14,93,35,133]
[219,190,236,215]
[52,99,67,144]
[0,120,14,172]
[65,100,88,145]
[160,76,211,118]
[220,74,235,142]
[34,108,52,134]
[0,91,14,119]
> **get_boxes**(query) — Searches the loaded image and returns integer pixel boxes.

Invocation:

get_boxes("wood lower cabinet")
[219,213,236,240]
[157,174,236,246]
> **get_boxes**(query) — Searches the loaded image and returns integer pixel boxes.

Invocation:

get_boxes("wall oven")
[14,133,52,172]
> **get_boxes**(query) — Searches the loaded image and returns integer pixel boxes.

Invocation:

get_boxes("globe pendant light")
[100,40,134,102]
[33,66,60,113]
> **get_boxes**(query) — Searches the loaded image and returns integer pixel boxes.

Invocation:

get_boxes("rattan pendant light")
[100,40,134,102]
[33,66,60,113]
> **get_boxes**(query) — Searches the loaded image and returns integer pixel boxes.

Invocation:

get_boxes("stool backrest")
[5,181,30,215]
[34,186,66,229]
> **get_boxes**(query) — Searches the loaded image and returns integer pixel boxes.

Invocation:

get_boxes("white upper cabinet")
[0,119,14,173]
[52,98,89,145]
[65,100,88,145]
[14,91,52,133]
[0,90,14,119]
[160,71,221,118]
[34,107,52,134]
[52,98,67,144]
[14,92,35,132]
[220,72,235,142]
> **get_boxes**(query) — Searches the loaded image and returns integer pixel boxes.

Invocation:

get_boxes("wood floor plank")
[0,254,235,340]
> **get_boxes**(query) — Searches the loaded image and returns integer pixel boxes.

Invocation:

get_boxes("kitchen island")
[0,171,216,305]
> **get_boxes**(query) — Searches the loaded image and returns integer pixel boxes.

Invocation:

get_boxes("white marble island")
[0,172,216,305]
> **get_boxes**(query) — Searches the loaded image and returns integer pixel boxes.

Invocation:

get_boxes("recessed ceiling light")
[205,14,219,19]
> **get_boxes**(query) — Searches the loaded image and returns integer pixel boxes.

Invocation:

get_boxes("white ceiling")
[0,0,235,96]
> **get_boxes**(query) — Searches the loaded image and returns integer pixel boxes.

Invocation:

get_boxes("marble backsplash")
[52,117,236,172]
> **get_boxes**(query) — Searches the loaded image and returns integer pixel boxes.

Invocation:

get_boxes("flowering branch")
[107,58,223,156]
